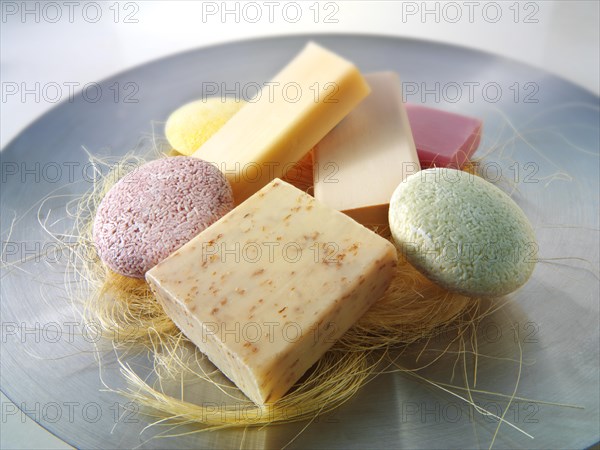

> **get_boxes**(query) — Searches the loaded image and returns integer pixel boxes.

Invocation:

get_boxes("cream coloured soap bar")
[192,42,371,203]
[313,72,420,226]
[146,179,397,405]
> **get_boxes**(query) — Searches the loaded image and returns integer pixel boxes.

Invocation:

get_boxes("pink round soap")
[93,157,233,278]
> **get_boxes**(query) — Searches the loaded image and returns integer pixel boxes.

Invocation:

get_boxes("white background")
[1,1,599,448]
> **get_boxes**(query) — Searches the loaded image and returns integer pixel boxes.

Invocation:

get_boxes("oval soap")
[389,168,537,297]
[93,157,234,278]
[165,97,245,155]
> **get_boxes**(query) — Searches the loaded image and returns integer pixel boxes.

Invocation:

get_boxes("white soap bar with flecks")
[146,179,397,405]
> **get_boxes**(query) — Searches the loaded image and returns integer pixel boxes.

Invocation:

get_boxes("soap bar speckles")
[146,179,397,405]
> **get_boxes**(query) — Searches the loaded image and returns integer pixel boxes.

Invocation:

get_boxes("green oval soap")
[389,168,537,297]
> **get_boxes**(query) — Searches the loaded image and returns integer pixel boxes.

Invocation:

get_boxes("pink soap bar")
[406,103,482,169]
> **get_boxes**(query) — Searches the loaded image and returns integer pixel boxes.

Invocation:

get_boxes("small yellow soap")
[165,98,245,155]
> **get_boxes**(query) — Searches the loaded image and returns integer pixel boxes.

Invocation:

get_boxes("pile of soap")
[93,42,536,406]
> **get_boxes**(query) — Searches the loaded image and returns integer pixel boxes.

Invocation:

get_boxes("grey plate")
[1,35,599,449]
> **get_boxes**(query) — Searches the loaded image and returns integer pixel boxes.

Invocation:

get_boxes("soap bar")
[146,179,397,405]
[406,103,482,169]
[192,42,371,203]
[313,72,420,226]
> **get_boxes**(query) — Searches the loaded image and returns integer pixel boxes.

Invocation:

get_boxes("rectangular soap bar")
[313,72,420,226]
[406,103,482,169]
[146,179,397,405]
[193,42,371,203]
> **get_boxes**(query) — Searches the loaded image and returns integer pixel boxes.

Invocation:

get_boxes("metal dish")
[1,35,598,449]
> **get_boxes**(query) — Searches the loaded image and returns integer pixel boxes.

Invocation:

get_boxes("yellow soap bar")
[146,179,397,405]
[313,72,420,226]
[193,42,371,203]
